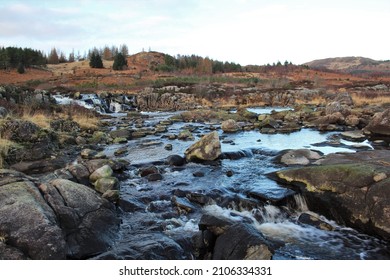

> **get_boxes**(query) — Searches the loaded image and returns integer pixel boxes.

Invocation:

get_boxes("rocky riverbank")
[1,83,390,259]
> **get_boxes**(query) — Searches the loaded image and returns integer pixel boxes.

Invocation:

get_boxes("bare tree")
[47,48,59,64]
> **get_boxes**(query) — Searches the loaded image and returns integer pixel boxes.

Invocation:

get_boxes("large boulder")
[184,131,221,162]
[364,108,390,136]
[0,169,120,260]
[212,223,273,260]
[40,179,120,258]
[272,150,390,240]
[0,170,66,259]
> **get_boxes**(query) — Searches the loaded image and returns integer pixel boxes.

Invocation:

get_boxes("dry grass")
[59,104,100,130]
[294,96,327,105]
[351,93,390,106]
[21,112,51,129]
[0,137,18,169]
[70,113,100,130]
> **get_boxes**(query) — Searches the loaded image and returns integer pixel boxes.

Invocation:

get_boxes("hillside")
[305,57,390,75]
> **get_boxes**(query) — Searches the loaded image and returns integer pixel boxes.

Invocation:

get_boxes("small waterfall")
[252,204,286,223]
[293,194,309,212]
[110,101,122,113]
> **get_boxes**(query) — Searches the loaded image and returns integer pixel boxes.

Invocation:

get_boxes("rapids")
[101,108,389,260]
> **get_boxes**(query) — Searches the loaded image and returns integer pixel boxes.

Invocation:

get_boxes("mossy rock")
[275,163,377,193]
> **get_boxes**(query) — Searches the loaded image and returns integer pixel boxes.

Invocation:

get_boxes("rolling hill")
[305,56,390,75]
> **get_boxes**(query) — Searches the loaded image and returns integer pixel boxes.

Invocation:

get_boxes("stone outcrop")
[196,211,273,260]
[0,167,120,260]
[0,170,66,259]
[271,150,390,240]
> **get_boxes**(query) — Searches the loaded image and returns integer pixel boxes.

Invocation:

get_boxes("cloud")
[0,0,389,64]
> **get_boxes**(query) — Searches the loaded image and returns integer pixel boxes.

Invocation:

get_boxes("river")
[100,108,389,260]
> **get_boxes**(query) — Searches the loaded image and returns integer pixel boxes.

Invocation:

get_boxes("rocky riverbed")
[1,85,390,260]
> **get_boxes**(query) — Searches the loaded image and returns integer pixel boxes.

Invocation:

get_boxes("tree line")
[157,54,242,74]
[0,47,46,73]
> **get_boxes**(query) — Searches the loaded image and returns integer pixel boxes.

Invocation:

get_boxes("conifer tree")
[89,52,103,68]
[113,53,127,70]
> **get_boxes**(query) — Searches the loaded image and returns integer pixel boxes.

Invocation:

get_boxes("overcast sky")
[0,0,389,65]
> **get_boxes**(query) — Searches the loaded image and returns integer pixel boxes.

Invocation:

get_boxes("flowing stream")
[102,108,389,260]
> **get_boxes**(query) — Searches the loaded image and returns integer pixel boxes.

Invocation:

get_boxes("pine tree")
[89,52,103,68]
[17,62,25,74]
[113,53,127,70]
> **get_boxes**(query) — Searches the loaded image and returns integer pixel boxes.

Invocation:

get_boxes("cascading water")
[100,108,389,260]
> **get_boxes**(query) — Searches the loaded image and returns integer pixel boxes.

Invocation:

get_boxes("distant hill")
[305,57,390,75]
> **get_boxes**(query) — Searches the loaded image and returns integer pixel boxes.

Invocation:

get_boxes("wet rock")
[89,165,113,183]
[146,173,163,181]
[109,128,131,139]
[0,170,66,259]
[114,147,128,156]
[113,137,127,144]
[164,144,173,151]
[172,196,197,213]
[340,130,366,142]
[260,127,277,134]
[278,122,301,133]
[186,192,214,205]
[155,125,167,133]
[258,117,279,129]
[226,170,234,177]
[237,108,258,120]
[278,149,322,166]
[131,130,147,138]
[273,150,390,240]
[185,131,221,162]
[118,198,145,212]
[139,165,159,177]
[212,223,273,260]
[93,232,189,260]
[40,179,119,259]
[94,177,119,194]
[221,119,240,133]
[192,229,216,259]
[165,154,185,166]
[364,108,390,136]
[193,171,205,177]
[178,129,194,140]
[199,213,234,236]
[297,212,335,231]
